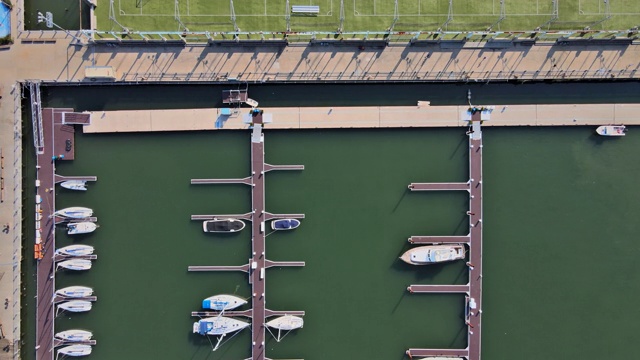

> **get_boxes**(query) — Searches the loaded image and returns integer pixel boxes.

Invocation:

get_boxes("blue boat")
[271,219,301,231]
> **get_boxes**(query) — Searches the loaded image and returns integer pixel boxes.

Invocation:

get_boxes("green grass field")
[96,0,640,33]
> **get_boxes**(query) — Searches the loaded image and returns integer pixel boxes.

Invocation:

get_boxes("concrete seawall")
[83,103,639,133]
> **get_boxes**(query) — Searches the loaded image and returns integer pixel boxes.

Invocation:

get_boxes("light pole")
[36,11,84,45]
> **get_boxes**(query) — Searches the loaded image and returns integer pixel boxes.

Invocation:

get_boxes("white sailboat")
[266,315,304,342]
[67,222,98,235]
[55,329,93,342]
[57,259,92,271]
[57,344,92,357]
[202,294,247,311]
[400,245,466,265]
[56,286,93,298]
[55,245,94,257]
[57,301,92,313]
[60,180,88,191]
[53,207,93,219]
[193,316,250,336]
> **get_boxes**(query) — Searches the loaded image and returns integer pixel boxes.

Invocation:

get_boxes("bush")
[0,35,13,45]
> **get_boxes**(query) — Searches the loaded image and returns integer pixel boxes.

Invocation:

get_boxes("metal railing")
[27,82,44,155]
[12,81,23,359]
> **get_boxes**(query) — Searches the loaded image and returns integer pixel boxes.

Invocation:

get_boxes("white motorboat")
[57,301,92,313]
[266,315,304,330]
[202,294,247,311]
[193,316,249,336]
[202,218,245,233]
[400,245,466,265]
[55,329,93,342]
[271,219,301,231]
[60,180,88,191]
[596,125,626,136]
[67,222,98,235]
[57,344,92,357]
[57,259,92,271]
[56,245,94,257]
[56,286,93,298]
[54,207,93,219]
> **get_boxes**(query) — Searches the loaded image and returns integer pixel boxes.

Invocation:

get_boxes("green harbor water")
[23,83,640,360]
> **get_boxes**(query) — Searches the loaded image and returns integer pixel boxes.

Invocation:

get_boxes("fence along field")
[98,0,640,33]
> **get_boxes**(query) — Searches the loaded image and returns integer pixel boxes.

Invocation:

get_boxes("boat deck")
[35,109,95,360]
[405,111,484,360]
[188,113,305,360]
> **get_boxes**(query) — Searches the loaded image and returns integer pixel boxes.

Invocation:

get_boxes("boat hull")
[400,245,466,265]
[58,301,92,313]
[266,315,304,330]
[56,286,93,298]
[54,207,93,219]
[271,219,301,231]
[57,345,92,357]
[596,125,626,136]
[67,222,98,235]
[56,245,94,257]
[202,294,247,311]
[203,219,246,233]
[55,330,93,342]
[60,180,88,191]
[57,259,92,271]
[193,317,250,336]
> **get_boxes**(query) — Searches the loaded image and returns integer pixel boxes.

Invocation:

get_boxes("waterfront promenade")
[83,103,640,133]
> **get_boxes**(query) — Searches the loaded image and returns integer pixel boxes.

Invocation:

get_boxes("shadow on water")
[391,288,409,314]
[391,188,410,213]
[453,214,470,235]
[451,132,470,160]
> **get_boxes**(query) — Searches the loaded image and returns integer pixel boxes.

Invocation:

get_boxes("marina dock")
[35,109,95,360]
[188,112,305,360]
[406,110,484,360]
[408,236,470,244]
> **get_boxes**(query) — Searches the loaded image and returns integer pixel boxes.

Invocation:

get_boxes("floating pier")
[54,175,97,184]
[405,110,484,360]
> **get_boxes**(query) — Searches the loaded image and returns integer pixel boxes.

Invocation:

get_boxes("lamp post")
[36,11,84,45]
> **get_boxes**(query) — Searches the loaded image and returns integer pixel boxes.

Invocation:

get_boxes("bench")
[291,5,320,15]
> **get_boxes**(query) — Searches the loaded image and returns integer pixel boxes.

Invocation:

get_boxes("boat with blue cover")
[271,219,301,231]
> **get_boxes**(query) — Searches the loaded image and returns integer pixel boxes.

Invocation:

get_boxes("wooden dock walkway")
[408,182,470,191]
[188,113,305,359]
[54,175,98,183]
[53,254,97,262]
[406,111,484,360]
[408,235,470,244]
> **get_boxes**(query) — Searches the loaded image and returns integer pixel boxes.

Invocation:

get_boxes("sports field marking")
[353,0,556,17]
[579,0,640,15]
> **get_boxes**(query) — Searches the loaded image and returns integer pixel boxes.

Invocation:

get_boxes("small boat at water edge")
[271,219,301,231]
[57,301,92,313]
[67,222,98,235]
[266,315,304,330]
[400,245,466,265]
[56,286,93,298]
[596,125,626,136]
[55,245,94,257]
[60,180,88,191]
[57,344,92,357]
[203,218,245,233]
[55,329,93,342]
[57,259,92,271]
[193,316,250,336]
[202,294,247,311]
[54,207,93,219]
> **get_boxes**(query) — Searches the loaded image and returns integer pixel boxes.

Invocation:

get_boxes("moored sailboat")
[202,294,247,311]
[400,245,466,265]
[60,180,88,191]
[67,222,98,235]
[55,245,94,257]
[57,259,92,271]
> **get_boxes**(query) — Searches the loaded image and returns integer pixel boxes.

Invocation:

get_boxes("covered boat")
[60,180,88,191]
[193,316,250,336]
[596,125,626,136]
[57,301,92,313]
[271,219,301,231]
[202,294,247,311]
[57,344,92,357]
[266,315,304,330]
[202,219,245,233]
[54,207,93,219]
[55,329,93,342]
[56,286,93,298]
[57,259,92,271]
[400,245,466,265]
[67,222,98,235]
[56,245,94,257]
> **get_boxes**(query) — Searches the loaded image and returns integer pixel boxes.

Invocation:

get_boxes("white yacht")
[57,344,92,357]
[400,245,466,265]
[60,180,88,191]
[53,207,93,219]
[193,317,250,336]
[56,286,93,298]
[67,222,98,235]
[596,125,626,136]
[57,259,92,271]
[55,245,94,257]
[202,219,245,233]
[266,315,304,330]
[55,329,93,342]
[57,301,92,313]
[202,294,247,311]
